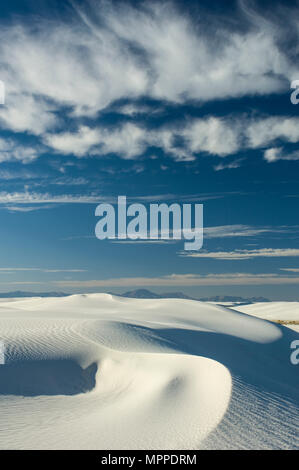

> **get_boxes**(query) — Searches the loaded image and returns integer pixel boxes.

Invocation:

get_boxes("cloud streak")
[0,191,103,205]
[182,248,299,260]
[52,272,299,287]
[0,267,86,273]
[264,147,299,163]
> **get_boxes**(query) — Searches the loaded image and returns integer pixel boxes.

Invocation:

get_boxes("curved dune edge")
[0,294,298,449]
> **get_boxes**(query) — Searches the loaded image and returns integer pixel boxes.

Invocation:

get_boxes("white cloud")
[280,268,299,272]
[119,224,295,241]
[264,147,283,162]
[0,191,103,205]
[95,124,147,159]
[0,0,297,164]
[182,248,299,260]
[0,95,58,135]
[0,1,297,138]
[51,177,89,186]
[43,115,299,161]
[62,224,299,246]
[206,225,299,239]
[0,267,86,273]
[214,159,244,171]
[264,147,299,162]
[132,193,227,202]
[0,138,40,164]
[45,123,149,159]
[44,126,101,157]
[115,103,157,117]
[0,6,148,134]
[247,117,299,148]
[3,205,55,213]
[183,117,240,157]
[0,169,39,180]
[103,2,295,102]
[52,272,299,287]
[0,190,230,211]
[43,118,234,159]
[204,225,271,238]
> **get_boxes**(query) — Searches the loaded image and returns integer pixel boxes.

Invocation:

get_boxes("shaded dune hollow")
[0,359,97,396]
[0,294,298,449]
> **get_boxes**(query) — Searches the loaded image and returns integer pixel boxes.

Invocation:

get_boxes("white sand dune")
[232,301,299,321]
[230,301,299,334]
[0,294,298,450]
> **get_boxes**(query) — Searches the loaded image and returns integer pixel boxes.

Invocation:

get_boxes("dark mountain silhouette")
[118,289,270,303]
[199,295,269,303]
[0,291,69,298]
[119,289,197,300]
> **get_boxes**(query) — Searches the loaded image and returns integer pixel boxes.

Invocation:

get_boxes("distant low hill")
[0,291,69,298]
[118,289,270,303]
[199,295,270,303]
[118,289,197,300]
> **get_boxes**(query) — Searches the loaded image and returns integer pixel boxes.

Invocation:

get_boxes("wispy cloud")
[0,191,230,211]
[132,193,227,202]
[280,268,299,273]
[52,272,299,287]
[3,205,56,213]
[0,0,297,155]
[0,191,241,213]
[204,225,299,239]
[181,248,299,260]
[0,138,41,164]
[44,126,104,158]
[0,267,86,273]
[0,169,40,181]
[213,159,244,171]
[248,118,299,149]
[63,224,299,243]
[0,191,103,205]
[204,225,270,239]
[264,147,299,163]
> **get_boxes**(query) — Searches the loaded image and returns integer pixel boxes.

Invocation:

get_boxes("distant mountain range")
[117,289,197,300]
[117,289,270,303]
[0,289,270,303]
[0,291,69,298]
[198,295,270,303]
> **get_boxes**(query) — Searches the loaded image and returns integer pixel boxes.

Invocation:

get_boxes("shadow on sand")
[0,359,97,396]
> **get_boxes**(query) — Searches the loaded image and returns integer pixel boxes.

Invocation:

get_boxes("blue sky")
[0,0,299,299]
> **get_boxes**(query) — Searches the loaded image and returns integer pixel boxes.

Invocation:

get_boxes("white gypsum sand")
[231,301,299,321]
[0,294,298,450]
[230,301,299,334]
